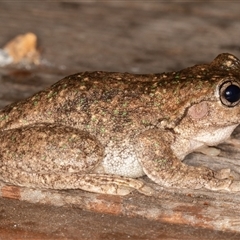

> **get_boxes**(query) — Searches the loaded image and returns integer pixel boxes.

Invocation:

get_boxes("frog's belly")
[100,141,145,178]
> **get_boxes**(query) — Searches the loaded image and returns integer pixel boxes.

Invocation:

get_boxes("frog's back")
[0,69,217,143]
[0,72,165,140]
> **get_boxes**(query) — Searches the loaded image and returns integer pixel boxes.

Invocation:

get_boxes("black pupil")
[224,84,240,103]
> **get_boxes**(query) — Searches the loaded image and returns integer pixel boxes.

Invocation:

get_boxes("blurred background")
[1,2,240,73]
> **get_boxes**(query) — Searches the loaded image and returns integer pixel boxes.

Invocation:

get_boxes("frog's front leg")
[0,124,151,196]
[135,129,240,192]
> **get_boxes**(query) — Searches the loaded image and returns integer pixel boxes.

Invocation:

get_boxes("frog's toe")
[215,168,240,181]
[229,181,240,192]
[215,168,232,180]
[137,184,156,196]
[204,178,240,192]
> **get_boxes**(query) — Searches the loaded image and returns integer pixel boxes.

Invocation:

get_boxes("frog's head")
[176,53,240,148]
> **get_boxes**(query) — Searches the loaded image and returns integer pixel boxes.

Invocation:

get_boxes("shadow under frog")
[0,53,240,195]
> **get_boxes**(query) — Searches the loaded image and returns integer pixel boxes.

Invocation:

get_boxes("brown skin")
[0,53,240,195]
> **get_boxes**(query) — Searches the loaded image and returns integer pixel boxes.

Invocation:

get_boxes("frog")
[0,53,240,196]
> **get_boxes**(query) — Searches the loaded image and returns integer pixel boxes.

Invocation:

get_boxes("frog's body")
[1,53,240,195]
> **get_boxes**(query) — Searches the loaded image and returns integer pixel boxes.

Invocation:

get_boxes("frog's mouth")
[191,124,238,147]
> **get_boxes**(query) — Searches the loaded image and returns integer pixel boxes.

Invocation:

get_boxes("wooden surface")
[1,177,240,232]
[1,2,240,239]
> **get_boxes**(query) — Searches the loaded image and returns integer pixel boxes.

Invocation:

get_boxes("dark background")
[0,2,240,239]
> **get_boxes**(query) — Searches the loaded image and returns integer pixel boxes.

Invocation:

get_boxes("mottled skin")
[0,53,240,195]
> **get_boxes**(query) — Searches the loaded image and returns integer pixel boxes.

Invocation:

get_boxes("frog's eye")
[219,81,240,107]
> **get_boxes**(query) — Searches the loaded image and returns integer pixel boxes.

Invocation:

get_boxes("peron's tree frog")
[0,53,240,195]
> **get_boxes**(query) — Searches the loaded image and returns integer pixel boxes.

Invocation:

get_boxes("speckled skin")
[1,53,240,195]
